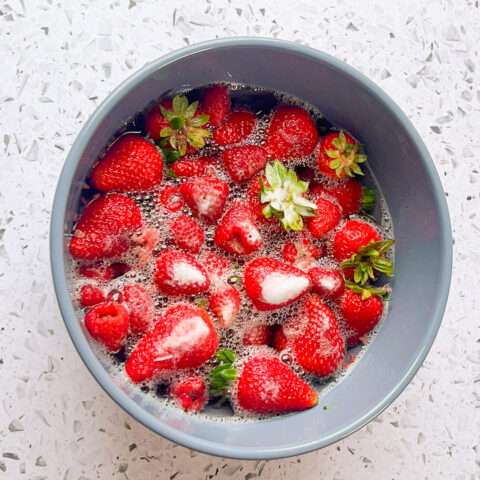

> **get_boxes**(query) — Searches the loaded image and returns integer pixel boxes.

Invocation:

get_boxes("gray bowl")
[50,38,452,460]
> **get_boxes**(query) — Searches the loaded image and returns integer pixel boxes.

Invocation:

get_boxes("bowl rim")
[50,37,452,460]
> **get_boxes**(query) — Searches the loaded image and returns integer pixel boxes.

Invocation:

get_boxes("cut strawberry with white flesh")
[244,257,311,311]
[208,284,241,328]
[154,250,210,295]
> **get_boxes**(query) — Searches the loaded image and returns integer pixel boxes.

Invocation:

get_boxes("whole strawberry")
[170,375,208,412]
[170,156,217,178]
[264,106,319,160]
[180,176,229,224]
[70,194,143,260]
[208,283,241,328]
[235,353,318,414]
[222,145,267,184]
[145,99,173,141]
[244,257,310,311]
[157,185,184,212]
[79,285,105,307]
[125,303,219,383]
[213,110,256,146]
[122,285,155,334]
[214,201,262,255]
[84,302,129,352]
[170,215,205,254]
[201,85,230,127]
[309,267,344,300]
[306,197,341,239]
[90,134,163,192]
[154,250,210,295]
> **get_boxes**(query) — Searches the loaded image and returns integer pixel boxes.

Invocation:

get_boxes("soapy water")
[69,83,394,420]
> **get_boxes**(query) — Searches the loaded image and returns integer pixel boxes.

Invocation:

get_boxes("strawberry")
[84,302,129,352]
[170,375,208,412]
[213,110,256,146]
[203,251,228,279]
[170,215,205,254]
[78,262,129,282]
[282,242,298,263]
[339,288,384,346]
[201,85,230,127]
[279,295,344,378]
[122,285,155,334]
[242,324,272,346]
[333,220,382,263]
[157,185,184,212]
[208,283,241,328]
[222,145,267,184]
[70,194,143,260]
[305,197,341,239]
[170,156,217,178]
[235,353,318,414]
[244,257,310,311]
[154,250,210,295]
[90,134,163,192]
[214,201,262,255]
[264,106,319,160]
[125,302,219,383]
[145,99,172,141]
[282,239,322,270]
[317,130,366,179]
[309,267,344,300]
[79,285,105,307]
[131,227,160,267]
[180,176,229,224]
[246,176,282,232]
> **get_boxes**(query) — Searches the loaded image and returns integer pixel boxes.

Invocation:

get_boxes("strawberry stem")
[209,349,237,407]
[345,280,391,300]
[324,130,367,178]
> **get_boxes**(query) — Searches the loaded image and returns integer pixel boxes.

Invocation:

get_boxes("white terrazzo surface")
[0,0,479,478]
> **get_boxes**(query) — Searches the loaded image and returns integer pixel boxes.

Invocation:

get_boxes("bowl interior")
[51,39,451,459]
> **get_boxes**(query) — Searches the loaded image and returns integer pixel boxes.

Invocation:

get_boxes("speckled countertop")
[0,0,479,478]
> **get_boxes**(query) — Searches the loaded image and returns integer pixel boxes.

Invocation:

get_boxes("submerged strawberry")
[213,110,256,146]
[78,262,130,282]
[154,250,210,295]
[170,375,208,412]
[200,85,230,127]
[122,285,155,334]
[306,197,341,239]
[125,303,219,383]
[264,105,319,159]
[90,134,163,192]
[208,283,241,328]
[157,185,184,212]
[70,194,143,261]
[222,145,267,184]
[244,257,310,311]
[170,215,205,254]
[242,324,272,346]
[170,156,217,178]
[309,267,345,300]
[79,285,105,307]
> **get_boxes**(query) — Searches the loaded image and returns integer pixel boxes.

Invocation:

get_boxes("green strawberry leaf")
[209,349,237,408]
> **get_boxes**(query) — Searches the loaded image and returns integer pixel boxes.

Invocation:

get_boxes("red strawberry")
[70,194,143,260]
[339,289,383,346]
[203,251,228,279]
[154,250,209,295]
[125,303,219,383]
[90,134,163,192]
[309,267,345,300]
[235,353,318,414]
[279,295,344,378]
[122,285,155,334]
[214,201,262,255]
[84,302,129,352]
[213,110,256,146]
[222,145,267,184]
[79,285,105,307]
[145,99,172,141]
[157,185,184,212]
[317,131,366,180]
[242,324,272,346]
[244,257,310,311]
[208,283,241,328]
[170,375,208,412]
[306,197,341,239]
[246,177,281,231]
[180,176,229,224]
[312,179,362,216]
[264,106,319,160]
[170,156,217,178]
[201,85,230,127]
[170,215,205,254]
[131,227,160,267]
[78,262,129,282]
[333,220,382,263]
[282,242,298,263]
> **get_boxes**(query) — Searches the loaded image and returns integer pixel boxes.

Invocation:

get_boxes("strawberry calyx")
[345,280,390,300]
[340,239,395,285]
[209,349,237,407]
[259,160,317,231]
[361,187,376,212]
[325,130,367,178]
[158,95,211,158]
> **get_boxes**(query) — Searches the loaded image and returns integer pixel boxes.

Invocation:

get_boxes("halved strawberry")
[264,106,319,160]
[154,250,209,295]
[214,201,262,255]
[90,134,163,192]
[213,110,256,146]
[122,285,155,334]
[244,257,310,311]
[208,283,241,328]
[79,285,105,307]
[170,156,217,178]
[180,176,229,224]
[222,145,267,184]
[309,267,345,300]
[70,194,143,260]
[201,85,230,127]
[170,375,208,412]
[306,197,341,239]
[157,185,184,212]
[84,302,129,352]
[170,215,205,254]
[125,302,219,383]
